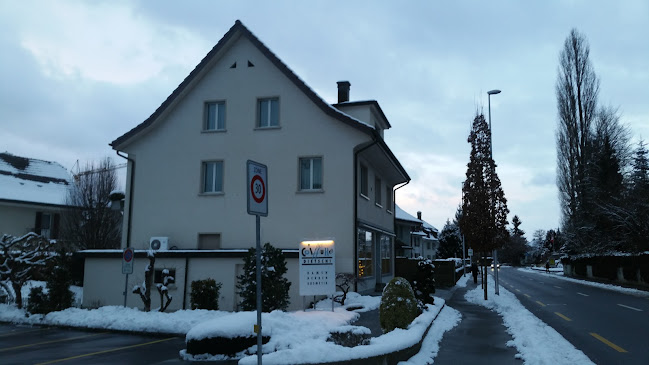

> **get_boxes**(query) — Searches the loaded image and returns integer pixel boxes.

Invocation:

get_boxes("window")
[204,101,225,131]
[202,161,223,193]
[360,164,368,197]
[299,157,322,190]
[258,98,279,127]
[35,212,59,239]
[198,233,221,249]
[375,177,382,205]
[386,186,392,212]
[357,229,373,278]
[381,235,392,275]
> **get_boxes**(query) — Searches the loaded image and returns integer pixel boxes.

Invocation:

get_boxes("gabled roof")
[110,20,378,149]
[0,152,72,206]
[332,100,392,129]
[395,204,422,223]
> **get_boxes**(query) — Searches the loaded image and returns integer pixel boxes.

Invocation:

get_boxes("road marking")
[0,332,105,352]
[35,337,176,365]
[590,333,628,353]
[536,301,546,307]
[554,285,562,289]
[555,312,572,321]
[577,293,589,297]
[0,327,51,337]
[516,289,521,292]
[617,304,643,312]
[524,294,531,298]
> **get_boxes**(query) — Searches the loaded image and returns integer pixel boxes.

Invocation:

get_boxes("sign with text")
[299,240,335,296]
[247,160,268,216]
[122,247,134,274]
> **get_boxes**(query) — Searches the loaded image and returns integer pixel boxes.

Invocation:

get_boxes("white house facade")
[82,21,409,312]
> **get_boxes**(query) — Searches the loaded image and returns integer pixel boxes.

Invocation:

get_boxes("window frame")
[381,235,392,275]
[357,228,374,279]
[374,176,382,207]
[360,164,368,198]
[203,100,226,132]
[257,97,280,128]
[386,185,393,213]
[201,160,224,194]
[298,156,323,191]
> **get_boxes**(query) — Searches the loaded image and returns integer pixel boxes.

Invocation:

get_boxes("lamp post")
[487,89,501,295]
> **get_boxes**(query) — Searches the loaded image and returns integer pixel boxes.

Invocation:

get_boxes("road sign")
[468,249,474,257]
[122,248,134,274]
[247,160,268,216]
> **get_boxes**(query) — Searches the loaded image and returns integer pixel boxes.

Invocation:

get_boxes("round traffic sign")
[250,175,266,203]
[123,248,134,262]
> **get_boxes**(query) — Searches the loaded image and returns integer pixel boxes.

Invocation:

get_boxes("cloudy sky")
[1,0,647,238]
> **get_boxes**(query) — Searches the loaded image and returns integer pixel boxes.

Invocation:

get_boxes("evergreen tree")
[437,219,462,259]
[45,247,75,312]
[499,215,527,266]
[511,215,525,237]
[237,242,291,312]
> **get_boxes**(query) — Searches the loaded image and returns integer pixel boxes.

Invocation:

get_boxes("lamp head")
[488,89,501,95]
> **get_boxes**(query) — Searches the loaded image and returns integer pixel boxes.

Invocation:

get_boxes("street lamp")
[487,89,501,295]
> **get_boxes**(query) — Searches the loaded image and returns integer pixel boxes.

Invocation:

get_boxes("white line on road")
[617,304,643,312]
[554,285,562,289]
[577,293,589,297]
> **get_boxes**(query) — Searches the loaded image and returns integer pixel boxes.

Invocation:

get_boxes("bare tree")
[0,233,52,309]
[61,158,121,249]
[556,28,600,225]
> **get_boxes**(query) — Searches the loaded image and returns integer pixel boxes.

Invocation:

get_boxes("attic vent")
[248,60,254,67]
[230,62,237,69]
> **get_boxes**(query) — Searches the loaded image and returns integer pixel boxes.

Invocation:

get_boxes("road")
[495,266,649,365]
[0,324,188,364]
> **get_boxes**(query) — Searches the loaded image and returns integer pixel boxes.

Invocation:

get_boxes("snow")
[0,153,72,205]
[464,275,594,364]
[519,267,649,297]
[395,204,422,223]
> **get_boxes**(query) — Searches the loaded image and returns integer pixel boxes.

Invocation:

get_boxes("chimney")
[337,81,351,103]
[417,211,422,220]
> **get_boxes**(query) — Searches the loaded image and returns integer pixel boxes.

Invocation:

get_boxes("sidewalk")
[433,278,521,364]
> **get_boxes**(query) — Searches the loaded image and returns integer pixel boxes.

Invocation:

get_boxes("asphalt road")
[495,267,649,365]
[0,324,187,365]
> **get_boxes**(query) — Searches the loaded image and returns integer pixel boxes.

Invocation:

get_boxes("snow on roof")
[0,152,72,206]
[395,204,422,223]
[422,221,438,233]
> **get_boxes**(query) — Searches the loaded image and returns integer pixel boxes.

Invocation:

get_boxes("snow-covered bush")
[132,250,155,312]
[190,278,221,310]
[333,273,356,305]
[327,325,371,347]
[379,277,418,333]
[412,259,435,308]
[236,242,291,312]
[156,268,174,312]
[26,286,49,314]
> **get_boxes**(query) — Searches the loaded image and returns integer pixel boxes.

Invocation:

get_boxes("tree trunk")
[12,281,23,309]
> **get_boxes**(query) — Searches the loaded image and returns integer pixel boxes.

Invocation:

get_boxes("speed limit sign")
[247,160,268,216]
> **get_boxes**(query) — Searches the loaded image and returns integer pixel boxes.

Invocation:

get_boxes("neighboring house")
[82,20,409,312]
[0,152,72,239]
[394,205,439,259]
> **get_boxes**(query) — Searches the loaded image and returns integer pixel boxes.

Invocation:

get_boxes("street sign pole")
[247,160,267,365]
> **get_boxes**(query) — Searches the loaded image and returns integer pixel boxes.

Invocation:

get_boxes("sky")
[1,0,648,238]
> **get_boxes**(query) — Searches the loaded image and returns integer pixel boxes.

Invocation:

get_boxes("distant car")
[490,263,501,269]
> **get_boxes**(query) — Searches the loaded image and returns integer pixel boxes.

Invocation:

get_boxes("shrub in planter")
[412,259,435,308]
[379,277,418,333]
[327,325,371,347]
[186,335,270,357]
[190,278,222,310]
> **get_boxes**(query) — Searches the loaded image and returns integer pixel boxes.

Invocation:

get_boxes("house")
[82,20,410,312]
[0,152,72,239]
[394,205,439,259]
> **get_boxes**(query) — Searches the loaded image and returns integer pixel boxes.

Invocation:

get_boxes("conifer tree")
[237,242,291,312]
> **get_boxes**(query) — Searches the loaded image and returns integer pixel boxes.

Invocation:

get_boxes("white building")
[394,205,439,259]
[82,20,410,311]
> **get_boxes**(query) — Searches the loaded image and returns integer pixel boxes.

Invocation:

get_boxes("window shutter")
[52,213,60,239]
[35,212,42,235]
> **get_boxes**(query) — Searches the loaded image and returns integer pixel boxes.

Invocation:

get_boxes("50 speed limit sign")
[247,160,268,216]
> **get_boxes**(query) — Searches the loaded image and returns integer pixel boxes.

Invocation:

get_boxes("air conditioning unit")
[149,237,169,251]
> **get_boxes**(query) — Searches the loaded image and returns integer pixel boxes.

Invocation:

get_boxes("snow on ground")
[465,276,595,365]
[519,267,649,297]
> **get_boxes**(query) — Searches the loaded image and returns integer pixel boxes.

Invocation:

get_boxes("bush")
[236,242,291,312]
[327,326,371,347]
[190,278,222,310]
[27,286,50,314]
[379,277,418,333]
[412,259,435,308]
[46,249,74,312]
[186,335,270,357]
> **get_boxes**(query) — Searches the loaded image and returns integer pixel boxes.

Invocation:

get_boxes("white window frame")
[257,97,279,128]
[203,101,226,131]
[201,160,224,194]
[299,157,323,191]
